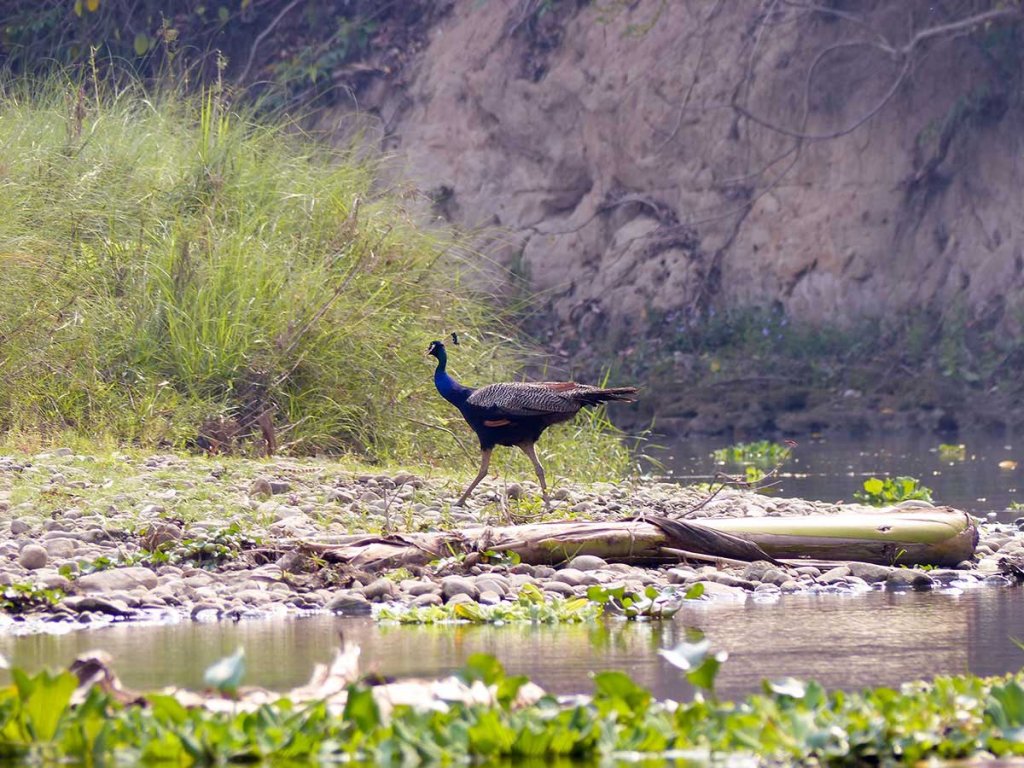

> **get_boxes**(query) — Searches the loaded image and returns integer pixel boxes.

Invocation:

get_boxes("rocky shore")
[0,451,1019,631]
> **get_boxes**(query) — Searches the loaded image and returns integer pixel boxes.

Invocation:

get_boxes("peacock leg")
[518,442,550,508]
[455,448,492,506]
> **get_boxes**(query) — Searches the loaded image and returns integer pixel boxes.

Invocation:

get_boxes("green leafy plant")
[76,555,118,575]
[203,648,246,698]
[713,440,791,465]
[586,582,703,620]
[8,653,1024,763]
[1,667,79,748]
[658,637,728,699]
[139,523,260,569]
[744,465,766,484]
[938,443,967,460]
[481,549,522,567]
[0,583,65,613]
[377,583,601,625]
[854,476,934,506]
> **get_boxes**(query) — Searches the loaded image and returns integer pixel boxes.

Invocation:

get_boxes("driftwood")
[698,508,978,568]
[307,507,977,571]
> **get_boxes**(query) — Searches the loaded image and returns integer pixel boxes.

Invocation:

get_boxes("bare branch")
[653,0,727,153]
[236,0,305,85]
[898,7,1023,56]
[733,48,912,141]
[780,0,892,47]
[732,6,1023,142]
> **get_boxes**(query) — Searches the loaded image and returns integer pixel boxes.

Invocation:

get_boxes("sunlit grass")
[0,74,632,478]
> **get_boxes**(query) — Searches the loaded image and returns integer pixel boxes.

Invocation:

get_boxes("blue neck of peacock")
[434,349,469,405]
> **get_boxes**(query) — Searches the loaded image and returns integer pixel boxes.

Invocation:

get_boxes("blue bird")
[427,337,637,507]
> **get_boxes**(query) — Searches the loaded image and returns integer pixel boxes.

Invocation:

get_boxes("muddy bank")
[619,367,1024,440]
[0,451,1020,630]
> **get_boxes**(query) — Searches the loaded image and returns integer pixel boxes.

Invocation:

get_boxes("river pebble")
[412,592,443,607]
[64,596,134,617]
[885,570,935,590]
[361,578,396,602]
[326,592,372,616]
[478,590,502,606]
[18,544,49,570]
[542,581,576,597]
[441,576,479,601]
[474,577,508,596]
[818,566,851,585]
[77,567,158,593]
[567,555,608,571]
[695,581,748,601]
[552,568,586,587]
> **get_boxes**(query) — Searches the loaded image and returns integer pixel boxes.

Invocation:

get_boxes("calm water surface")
[2,587,1023,700]
[658,431,1024,517]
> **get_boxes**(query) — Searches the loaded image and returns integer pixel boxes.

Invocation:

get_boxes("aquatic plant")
[377,584,601,625]
[854,476,934,506]
[586,583,704,620]
[713,440,792,465]
[937,443,967,461]
[658,637,728,698]
[8,650,1024,764]
[0,583,64,614]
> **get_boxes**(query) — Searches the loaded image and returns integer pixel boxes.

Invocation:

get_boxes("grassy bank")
[0,76,631,480]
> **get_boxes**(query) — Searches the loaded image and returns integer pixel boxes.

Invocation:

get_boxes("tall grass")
[0,75,633,480]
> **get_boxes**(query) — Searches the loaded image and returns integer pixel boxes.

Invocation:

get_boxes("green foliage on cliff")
[0,1,432,109]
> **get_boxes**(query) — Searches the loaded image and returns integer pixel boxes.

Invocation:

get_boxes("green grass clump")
[0,76,631,478]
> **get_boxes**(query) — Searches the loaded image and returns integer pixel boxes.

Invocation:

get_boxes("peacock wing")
[466,382,581,417]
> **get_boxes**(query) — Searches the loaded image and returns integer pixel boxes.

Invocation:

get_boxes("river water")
[2,431,1024,700]
[1,586,1021,701]
[656,431,1023,517]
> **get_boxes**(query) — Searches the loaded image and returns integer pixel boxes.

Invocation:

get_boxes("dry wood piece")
[306,507,977,571]
[699,507,977,567]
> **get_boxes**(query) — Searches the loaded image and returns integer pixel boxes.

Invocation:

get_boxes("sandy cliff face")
[349,1,1023,355]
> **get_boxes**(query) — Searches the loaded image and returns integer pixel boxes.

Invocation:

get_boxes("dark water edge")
[653,430,1023,517]
[2,586,1022,702]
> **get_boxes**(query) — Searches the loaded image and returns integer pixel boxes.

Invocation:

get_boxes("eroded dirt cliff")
[334,0,1024,434]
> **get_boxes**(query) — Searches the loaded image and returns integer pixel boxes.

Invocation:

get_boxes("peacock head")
[427,333,459,358]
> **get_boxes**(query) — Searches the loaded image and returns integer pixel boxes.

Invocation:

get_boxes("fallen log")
[310,507,976,571]
[699,507,978,567]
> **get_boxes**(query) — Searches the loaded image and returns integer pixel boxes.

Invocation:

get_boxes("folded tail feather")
[574,386,638,407]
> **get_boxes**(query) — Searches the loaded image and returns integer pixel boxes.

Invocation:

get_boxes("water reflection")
[2,587,1023,700]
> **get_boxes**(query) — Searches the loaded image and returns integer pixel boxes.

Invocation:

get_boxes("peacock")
[427,336,638,507]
